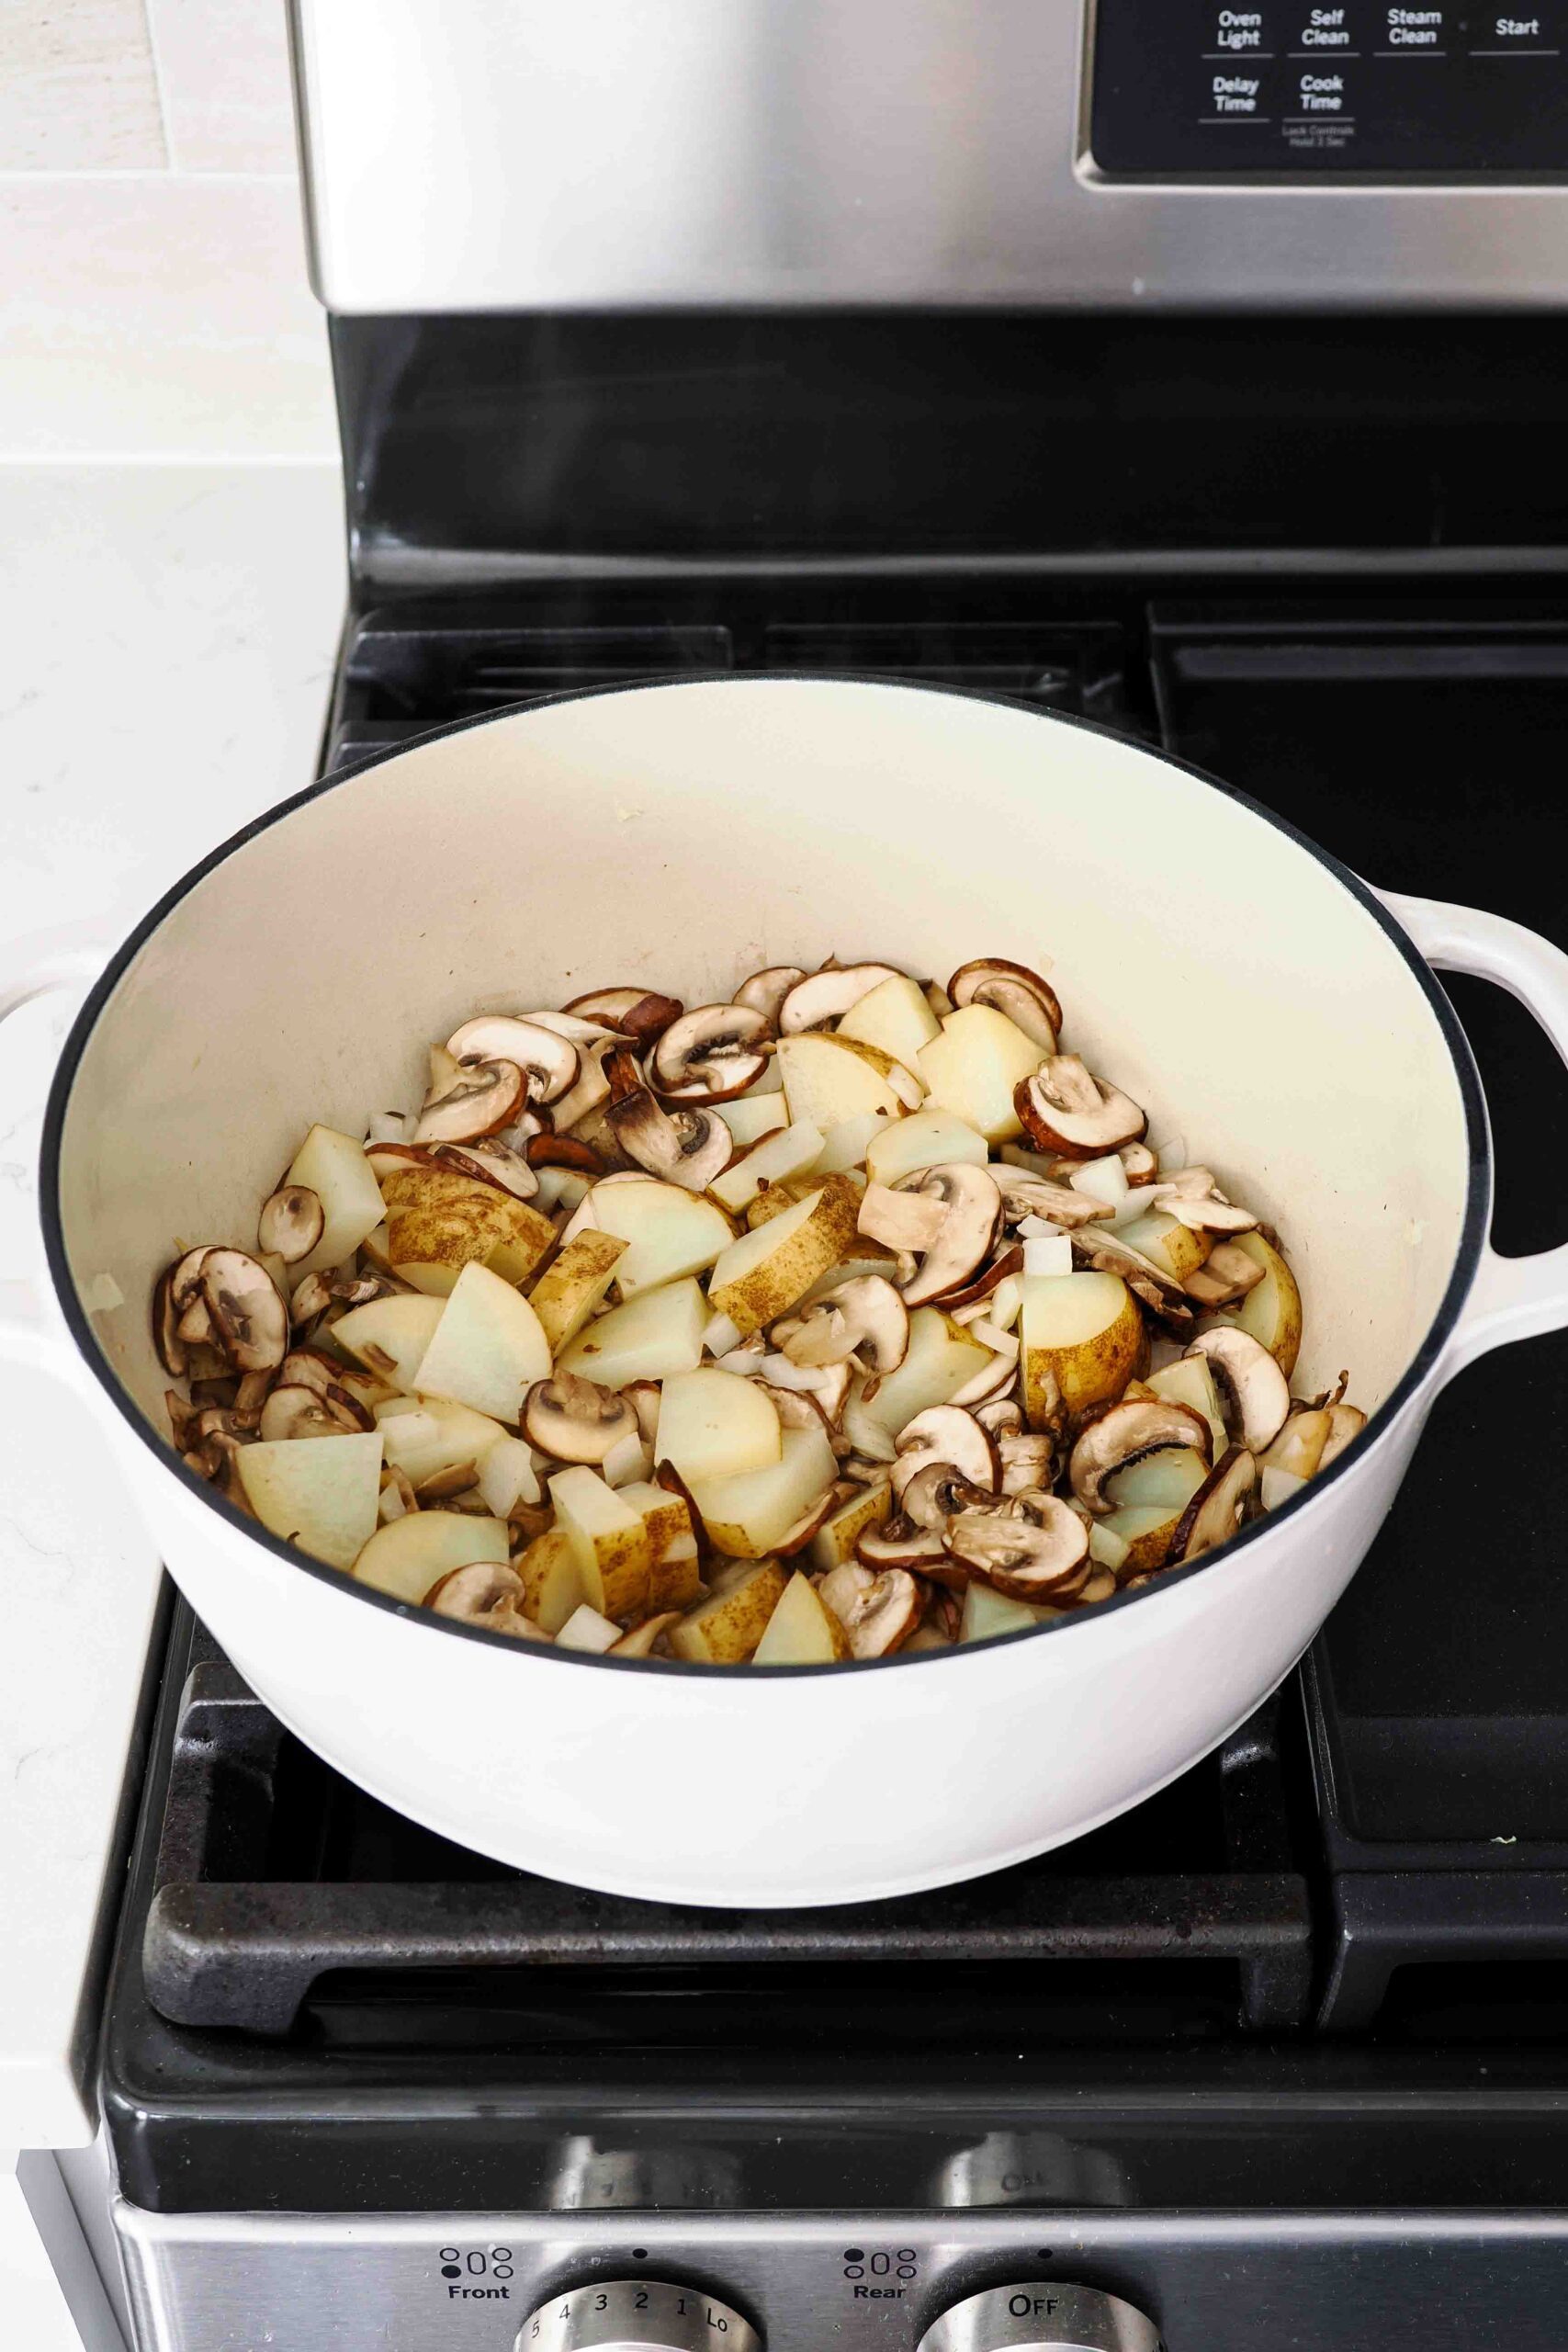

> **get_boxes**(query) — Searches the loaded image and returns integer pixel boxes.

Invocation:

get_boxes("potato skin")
[669,1560,789,1662]
[1022,1279,1146,1431]
[1212,1231,1303,1379]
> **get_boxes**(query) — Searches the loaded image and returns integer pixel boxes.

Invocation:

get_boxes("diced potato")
[556,1276,708,1387]
[669,1559,789,1663]
[475,1432,541,1516]
[549,1465,650,1621]
[815,1112,897,1174]
[590,1179,734,1296]
[237,1430,384,1571]
[776,1034,908,1127]
[1210,1228,1303,1378]
[960,1580,1061,1642]
[864,1107,989,1188]
[352,1508,508,1602]
[617,1479,705,1611]
[716,1094,790,1148]
[688,1423,837,1559]
[410,1262,552,1422]
[1100,1501,1186,1574]
[1146,1356,1228,1461]
[383,1165,551,1296]
[285,1124,388,1279]
[917,1004,1044,1144]
[836,973,942,1068]
[332,1294,445,1392]
[855,1307,992,1436]
[1117,1208,1213,1286]
[556,1603,622,1654]
[1020,1272,1145,1430]
[709,1122,825,1214]
[527,1229,626,1351]
[807,1479,893,1571]
[373,1395,509,1488]
[706,1176,863,1336]
[655,1367,783,1482]
[753,1570,852,1664]
[515,1525,586,1633]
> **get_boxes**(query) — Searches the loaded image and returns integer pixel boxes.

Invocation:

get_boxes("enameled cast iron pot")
[5,679,1568,1907]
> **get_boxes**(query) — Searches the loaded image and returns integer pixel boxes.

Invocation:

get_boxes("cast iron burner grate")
[140,1608,1312,2041]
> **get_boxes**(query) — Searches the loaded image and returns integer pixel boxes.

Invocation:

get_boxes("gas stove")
[89,6,1568,2346]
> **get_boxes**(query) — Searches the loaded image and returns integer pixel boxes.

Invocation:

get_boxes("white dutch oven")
[5,679,1568,1909]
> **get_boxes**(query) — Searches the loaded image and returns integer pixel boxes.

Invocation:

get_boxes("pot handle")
[1380,889,1568,1376]
[0,921,108,1381]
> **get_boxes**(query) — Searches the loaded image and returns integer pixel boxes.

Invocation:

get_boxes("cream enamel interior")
[57,680,1470,1455]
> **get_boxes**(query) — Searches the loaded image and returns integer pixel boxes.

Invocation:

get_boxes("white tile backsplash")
[0,0,166,170]
[0,175,335,458]
[145,0,300,173]
[2,2,331,458]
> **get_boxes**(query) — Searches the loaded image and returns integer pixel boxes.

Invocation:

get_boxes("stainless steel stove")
[96,6,1568,2348]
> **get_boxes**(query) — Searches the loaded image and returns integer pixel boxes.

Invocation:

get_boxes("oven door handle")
[1381,888,1568,1378]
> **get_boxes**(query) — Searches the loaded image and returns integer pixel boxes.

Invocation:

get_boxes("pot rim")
[39,674,1490,1680]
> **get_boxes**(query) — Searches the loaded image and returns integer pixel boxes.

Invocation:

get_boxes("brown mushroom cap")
[892,1162,1003,1307]
[817,1561,925,1657]
[998,1430,1055,1495]
[604,1053,733,1190]
[649,1004,772,1101]
[1067,1396,1213,1514]
[199,1249,288,1374]
[946,1493,1089,1602]
[976,1396,1024,1439]
[948,956,1063,1051]
[778,963,902,1034]
[259,1383,368,1442]
[423,1559,527,1622]
[897,1463,997,1532]
[524,1133,604,1178]
[772,1275,909,1376]
[1172,1444,1258,1563]
[935,1242,1025,1314]
[892,1404,999,1497]
[523,1372,640,1464]
[1120,1141,1159,1187]
[1149,1168,1258,1236]
[994,1169,1113,1230]
[855,1516,952,1573]
[425,1137,541,1199]
[732,966,807,1030]
[152,1263,188,1377]
[414,1058,527,1144]
[256,1184,324,1266]
[1184,1239,1267,1306]
[1187,1328,1292,1453]
[1071,1227,1195,1333]
[560,988,684,1045]
[446,1016,581,1103]
[1015,1056,1146,1160]
[1316,1401,1368,1471]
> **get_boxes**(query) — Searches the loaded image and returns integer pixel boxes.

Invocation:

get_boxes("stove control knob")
[917,2282,1161,2352]
[517,2278,760,2352]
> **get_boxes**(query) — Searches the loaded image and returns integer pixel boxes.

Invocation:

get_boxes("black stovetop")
[99,569,1568,2219]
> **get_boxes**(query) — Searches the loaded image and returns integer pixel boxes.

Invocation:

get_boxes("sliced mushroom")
[761,1383,832,1437]
[755,1352,854,1424]
[857,1183,951,1255]
[1071,1228,1195,1331]
[976,1396,1024,1439]
[1120,1141,1158,1188]
[259,1383,368,1442]
[854,1516,951,1574]
[523,1372,641,1464]
[414,1057,527,1144]
[771,1275,908,1376]
[1149,1168,1258,1236]
[169,1246,212,1314]
[649,1004,772,1101]
[255,1184,323,1267]
[778,963,901,1034]
[933,1241,1024,1315]
[604,1053,732,1190]
[423,1559,527,1624]
[523,1133,604,1177]
[994,1169,1113,1230]
[1316,1402,1367,1471]
[892,1404,999,1495]
[1067,1396,1213,1515]
[152,1264,188,1377]
[1184,1239,1266,1306]
[416,1461,483,1503]
[623,1380,663,1443]
[1016,1056,1145,1160]
[446,1017,581,1104]
[521,1008,631,1046]
[733,966,807,1030]
[891,1163,1003,1308]
[946,1494,1089,1603]
[547,1035,618,1135]
[429,1138,540,1199]
[610,1611,683,1658]
[1187,1328,1292,1453]
[199,1249,288,1374]
[817,1561,925,1657]
[289,1270,334,1326]
[774,1485,842,1555]
[561,988,684,1045]
[948,956,1062,1051]
[896,1463,997,1532]
[998,1431,1055,1496]
[1172,1444,1258,1563]
[945,1348,1021,1411]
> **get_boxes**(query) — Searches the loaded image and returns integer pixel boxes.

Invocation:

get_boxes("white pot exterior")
[27,676,1563,1908]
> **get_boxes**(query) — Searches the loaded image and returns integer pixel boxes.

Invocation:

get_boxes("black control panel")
[1091,2,1568,173]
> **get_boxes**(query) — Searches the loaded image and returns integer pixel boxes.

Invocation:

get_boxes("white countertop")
[0,460,345,2146]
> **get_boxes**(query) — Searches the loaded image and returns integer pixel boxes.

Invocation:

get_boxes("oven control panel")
[1090,0,1568,173]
